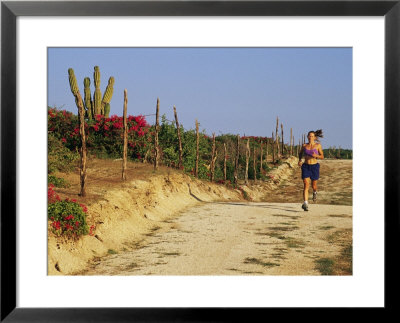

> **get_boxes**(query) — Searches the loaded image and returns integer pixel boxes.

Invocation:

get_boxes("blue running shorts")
[301,163,320,180]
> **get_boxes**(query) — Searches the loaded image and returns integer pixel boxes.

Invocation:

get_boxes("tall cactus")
[93,66,102,115]
[83,77,93,120]
[69,66,114,119]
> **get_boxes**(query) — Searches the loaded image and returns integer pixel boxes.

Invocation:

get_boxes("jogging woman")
[298,130,324,211]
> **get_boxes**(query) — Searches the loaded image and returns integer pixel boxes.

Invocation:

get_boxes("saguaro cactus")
[70,66,114,119]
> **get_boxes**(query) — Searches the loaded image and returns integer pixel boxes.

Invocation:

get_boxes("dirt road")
[78,160,352,276]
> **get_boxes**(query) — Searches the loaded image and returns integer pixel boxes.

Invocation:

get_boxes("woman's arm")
[298,145,305,165]
[317,144,324,160]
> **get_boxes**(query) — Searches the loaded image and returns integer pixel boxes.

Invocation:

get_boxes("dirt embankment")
[48,156,300,275]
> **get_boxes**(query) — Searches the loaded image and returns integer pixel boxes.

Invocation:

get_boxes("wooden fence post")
[122,89,128,181]
[195,119,199,178]
[154,98,160,170]
[77,92,87,197]
[234,135,239,184]
[223,143,227,181]
[272,132,275,163]
[173,105,183,169]
[253,146,257,182]
[281,123,284,156]
[276,117,280,157]
[210,133,216,182]
[259,140,263,175]
[245,138,250,185]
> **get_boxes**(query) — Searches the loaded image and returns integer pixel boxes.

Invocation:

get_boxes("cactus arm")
[93,66,102,116]
[83,77,93,120]
[101,76,114,114]
[68,68,79,95]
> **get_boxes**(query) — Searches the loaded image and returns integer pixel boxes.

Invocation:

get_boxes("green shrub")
[48,174,70,188]
[48,133,79,173]
[48,199,89,238]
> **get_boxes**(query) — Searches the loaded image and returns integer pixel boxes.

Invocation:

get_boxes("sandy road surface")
[80,201,352,276]
[75,159,352,276]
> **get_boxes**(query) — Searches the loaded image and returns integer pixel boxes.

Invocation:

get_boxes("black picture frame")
[1,1,399,321]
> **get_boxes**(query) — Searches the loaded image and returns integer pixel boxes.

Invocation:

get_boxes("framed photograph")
[1,0,399,321]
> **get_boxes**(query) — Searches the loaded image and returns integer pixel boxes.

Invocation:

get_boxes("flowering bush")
[48,184,89,238]
[48,107,151,161]
[87,114,151,159]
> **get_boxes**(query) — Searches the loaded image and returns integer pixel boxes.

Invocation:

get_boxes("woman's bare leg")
[312,180,318,201]
[312,180,317,192]
[303,178,310,202]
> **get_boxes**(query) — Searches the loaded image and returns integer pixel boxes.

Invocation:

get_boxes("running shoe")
[302,203,308,211]
[312,191,317,202]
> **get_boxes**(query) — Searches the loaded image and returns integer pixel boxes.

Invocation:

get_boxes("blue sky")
[48,47,352,149]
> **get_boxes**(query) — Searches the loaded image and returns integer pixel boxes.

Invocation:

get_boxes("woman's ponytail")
[314,129,323,139]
